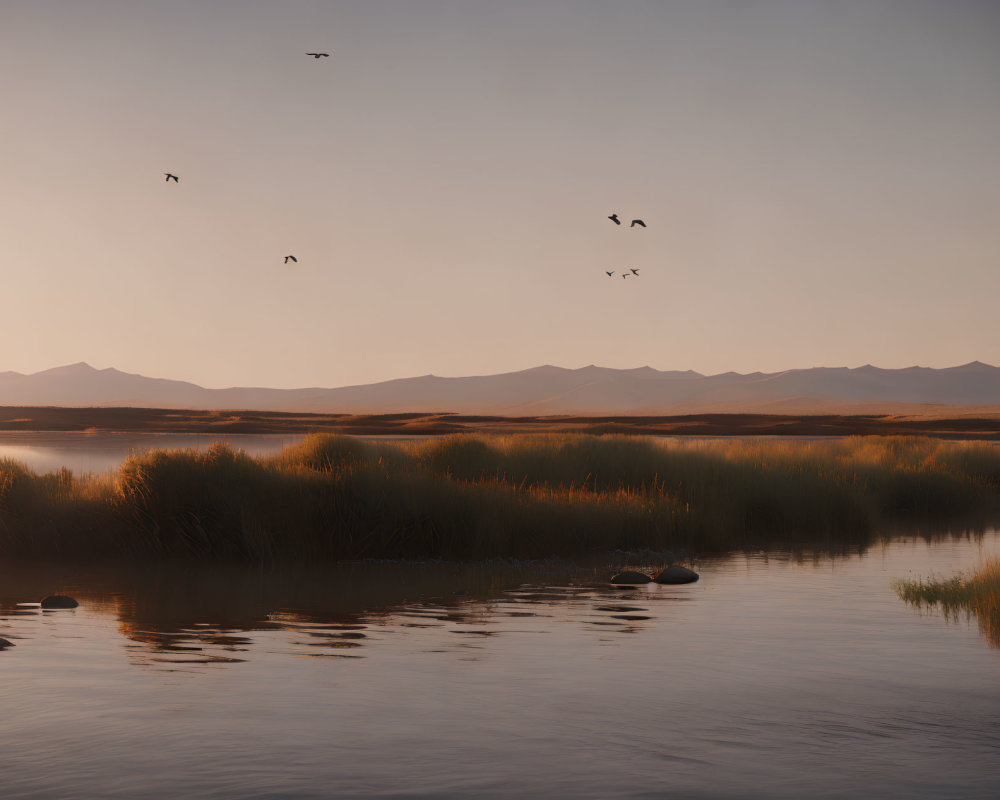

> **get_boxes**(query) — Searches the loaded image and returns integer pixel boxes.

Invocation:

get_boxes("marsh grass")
[893,560,1000,647]
[1,434,998,562]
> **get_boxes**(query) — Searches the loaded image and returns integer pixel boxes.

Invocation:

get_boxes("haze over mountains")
[1,362,999,416]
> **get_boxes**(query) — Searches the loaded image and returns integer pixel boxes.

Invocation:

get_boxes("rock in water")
[653,565,699,584]
[40,595,79,609]
[0,637,13,648]
[610,570,652,585]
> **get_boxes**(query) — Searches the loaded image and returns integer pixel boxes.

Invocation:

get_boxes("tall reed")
[0,435,998,562]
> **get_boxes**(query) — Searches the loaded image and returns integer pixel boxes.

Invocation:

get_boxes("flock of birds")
[608,214,645,227]
[164,53,647,275]
[607,212,646,279]
[607,267,640,280]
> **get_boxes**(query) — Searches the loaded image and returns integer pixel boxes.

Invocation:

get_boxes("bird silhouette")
[606,271,614,277]
[622,273,629,279]
[608,213,621,225]
[284,255,297,263]
[630,219,646,228]
[630,268,640,275]
[164,173,178,183]
[306,53,330,58]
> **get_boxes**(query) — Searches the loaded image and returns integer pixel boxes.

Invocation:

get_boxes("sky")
[1,0,999,389]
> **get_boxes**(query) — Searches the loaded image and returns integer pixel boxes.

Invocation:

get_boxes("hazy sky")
[2,0,998,388]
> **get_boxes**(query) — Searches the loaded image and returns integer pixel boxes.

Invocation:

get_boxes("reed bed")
[1,434,998,562]
[894,560,1000,647]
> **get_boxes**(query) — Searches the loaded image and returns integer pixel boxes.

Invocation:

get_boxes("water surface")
[1,533,999,798]
[0,432,305,474]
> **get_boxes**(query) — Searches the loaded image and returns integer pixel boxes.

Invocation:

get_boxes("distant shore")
[1,406,1000,439]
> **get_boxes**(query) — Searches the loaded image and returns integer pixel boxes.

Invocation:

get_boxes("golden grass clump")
[0,434,998,563]
[894,559,1000,647]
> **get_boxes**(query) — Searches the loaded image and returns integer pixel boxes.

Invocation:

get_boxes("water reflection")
[3,532,999,672]
[0,558,710,671]
[2,534,1000,799]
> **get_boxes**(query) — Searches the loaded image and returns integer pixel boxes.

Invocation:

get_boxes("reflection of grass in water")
[894,560,1000,647]
[0,434,999,562]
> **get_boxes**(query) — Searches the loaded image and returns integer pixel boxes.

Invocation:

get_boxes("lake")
[1,532,999,798]
[0,432,307,475]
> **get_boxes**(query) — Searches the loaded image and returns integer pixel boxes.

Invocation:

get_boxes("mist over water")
[2,532,999,798]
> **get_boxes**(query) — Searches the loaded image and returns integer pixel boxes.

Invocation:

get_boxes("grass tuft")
[894,559,1000,647]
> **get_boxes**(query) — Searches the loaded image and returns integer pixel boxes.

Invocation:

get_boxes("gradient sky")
[2,0,998,389]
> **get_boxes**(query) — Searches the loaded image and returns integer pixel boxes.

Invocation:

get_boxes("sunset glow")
[2,1,998,388]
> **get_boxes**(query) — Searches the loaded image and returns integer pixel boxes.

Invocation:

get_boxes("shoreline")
[2,406,1000,439]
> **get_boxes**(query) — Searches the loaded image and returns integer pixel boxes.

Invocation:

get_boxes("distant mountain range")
[1,361,999,415]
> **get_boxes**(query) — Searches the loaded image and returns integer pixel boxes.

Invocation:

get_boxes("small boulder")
[40,595,79,609]
[0,637,13,647]
[653,565,699,584]
[610,570,652,585]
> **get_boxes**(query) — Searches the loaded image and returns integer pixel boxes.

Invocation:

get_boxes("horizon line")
[2,358,998,393]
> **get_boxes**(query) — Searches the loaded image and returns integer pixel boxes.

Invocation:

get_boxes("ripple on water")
[0,533,999,798]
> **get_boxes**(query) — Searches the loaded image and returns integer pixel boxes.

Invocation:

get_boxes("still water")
[1,533,999,798]
[0,432,306,475]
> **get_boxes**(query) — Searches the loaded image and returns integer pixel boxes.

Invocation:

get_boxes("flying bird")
[608,213,621,225]
[606,271,614,277]
[284,255,297,263]
[306,53,330,58]
[622,273,629,279]
[630,268,640,275]
[164,173,178,182]
[630,219,646,228]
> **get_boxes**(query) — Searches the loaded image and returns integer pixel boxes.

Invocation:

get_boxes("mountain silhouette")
[1,361,998,414]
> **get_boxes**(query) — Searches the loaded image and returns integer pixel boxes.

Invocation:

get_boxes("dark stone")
[40,595,79,609]
[0,637,13,648]
[610,570,651,585]
[653,565,699,584]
